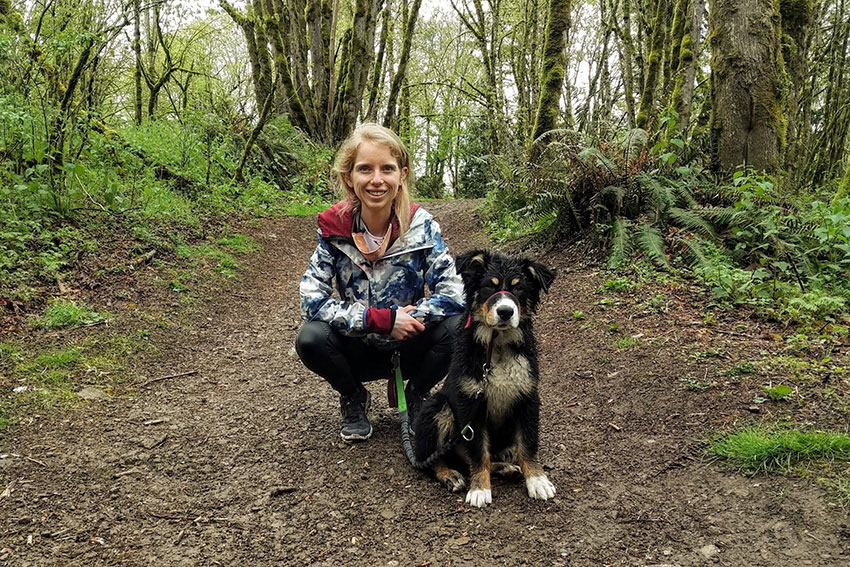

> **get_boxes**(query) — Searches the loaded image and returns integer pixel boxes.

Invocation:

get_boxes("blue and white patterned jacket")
[299,202,466,348]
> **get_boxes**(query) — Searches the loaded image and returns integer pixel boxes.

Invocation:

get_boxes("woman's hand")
[391,305,425,340]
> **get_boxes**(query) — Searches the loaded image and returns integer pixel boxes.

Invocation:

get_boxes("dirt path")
[2,200,848,566]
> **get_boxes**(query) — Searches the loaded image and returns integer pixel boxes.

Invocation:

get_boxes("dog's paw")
[526,475,556,500]
[465,488,492,508]
[491,462,522,479]
[442,471,467,493]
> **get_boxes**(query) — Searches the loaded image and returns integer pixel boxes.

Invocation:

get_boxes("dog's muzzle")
[484,291,521,329]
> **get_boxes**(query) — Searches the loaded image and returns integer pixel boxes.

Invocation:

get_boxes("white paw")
[465,488,492,508]
[526,475,556,500]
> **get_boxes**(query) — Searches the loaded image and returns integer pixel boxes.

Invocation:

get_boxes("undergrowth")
[482,117,850,334]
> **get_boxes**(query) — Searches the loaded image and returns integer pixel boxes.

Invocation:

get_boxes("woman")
[296,123,465,441]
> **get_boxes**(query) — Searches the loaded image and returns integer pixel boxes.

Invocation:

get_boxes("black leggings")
[295,314,463,399]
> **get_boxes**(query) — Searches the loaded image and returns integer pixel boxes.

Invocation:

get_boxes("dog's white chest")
[485,353,534,420]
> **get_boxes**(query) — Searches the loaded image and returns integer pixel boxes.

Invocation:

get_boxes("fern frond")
[676,234,713,270]
[607,218,631,269]
[668,207,717,238]
[619,128,649,163]
[578,147,617,174]
[672,183,698,208]
[636,223,671,269]
[702,206,751,229]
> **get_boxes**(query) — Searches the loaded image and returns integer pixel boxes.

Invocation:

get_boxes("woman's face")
[343,140,408,222]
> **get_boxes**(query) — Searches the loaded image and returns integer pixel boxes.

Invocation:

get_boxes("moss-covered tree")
[530,0,570,155]
[709,0,787,172]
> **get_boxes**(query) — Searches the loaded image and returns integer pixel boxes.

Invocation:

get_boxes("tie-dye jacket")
[299,202,466,349]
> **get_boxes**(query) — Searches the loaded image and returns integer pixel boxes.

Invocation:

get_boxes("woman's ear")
[341,171,352,189]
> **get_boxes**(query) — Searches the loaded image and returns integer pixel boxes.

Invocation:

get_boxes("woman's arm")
[299,236,370,335]
[410,220,466,324]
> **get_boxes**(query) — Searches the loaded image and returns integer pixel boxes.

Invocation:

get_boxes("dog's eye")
[510,277,520,286]
[491,277,500,286]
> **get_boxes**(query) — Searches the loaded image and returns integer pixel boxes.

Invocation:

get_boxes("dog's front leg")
[518,439,556,501]
[464,433,492,508]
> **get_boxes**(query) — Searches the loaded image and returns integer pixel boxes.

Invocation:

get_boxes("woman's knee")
[295,321,331,363]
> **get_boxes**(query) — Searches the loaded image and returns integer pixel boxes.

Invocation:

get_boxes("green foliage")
[762,383,793,401]
[710,427,850,474]
[32,300,110,329]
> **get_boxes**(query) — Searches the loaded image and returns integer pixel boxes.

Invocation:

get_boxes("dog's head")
[455,250,555,330]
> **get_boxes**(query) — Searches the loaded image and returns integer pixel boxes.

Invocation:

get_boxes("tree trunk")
[614,0,638,127]
[636,0,667,130]
[779,0,816,175]
[383,0,423,131]
[133,0,142,125]
[365,0,391,122]
[531,0,570,154]
[709,0,786,173]
[671,0,704,135]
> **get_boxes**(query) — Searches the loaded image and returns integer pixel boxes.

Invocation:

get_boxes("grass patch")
[614,336,639,349]
[710,427,850,474]
[1,333,155,431]
[176,243,240,277]
[216,233,260,254]
[32,299,110,329]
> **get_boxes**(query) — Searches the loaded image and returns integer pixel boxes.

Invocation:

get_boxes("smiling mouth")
[365,189,387,197]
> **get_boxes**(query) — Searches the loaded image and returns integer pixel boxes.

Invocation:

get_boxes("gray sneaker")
[339,390,372,441]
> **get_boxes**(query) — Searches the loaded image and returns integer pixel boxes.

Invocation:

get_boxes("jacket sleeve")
[410,219,466,325]
[299,235,369,335]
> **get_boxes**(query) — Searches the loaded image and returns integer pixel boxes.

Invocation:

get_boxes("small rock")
[387,561,399,567]
[77,387,108,401]
[380,509,396,519]
[699,544,720,559]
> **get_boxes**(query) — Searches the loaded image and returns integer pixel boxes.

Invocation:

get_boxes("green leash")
[393,351,407,413]
[392,350,482,471]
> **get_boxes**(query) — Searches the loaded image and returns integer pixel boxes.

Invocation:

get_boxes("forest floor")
[1,199,850,566]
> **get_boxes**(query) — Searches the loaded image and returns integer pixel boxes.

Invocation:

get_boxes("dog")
[412,249,556,507]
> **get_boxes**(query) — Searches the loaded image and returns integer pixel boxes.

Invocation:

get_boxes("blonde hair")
[332,123,415,235]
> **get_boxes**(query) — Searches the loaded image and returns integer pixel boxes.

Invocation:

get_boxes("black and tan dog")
[412,249,556,507]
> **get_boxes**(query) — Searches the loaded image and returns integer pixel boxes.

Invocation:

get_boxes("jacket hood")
[318,201,421,242]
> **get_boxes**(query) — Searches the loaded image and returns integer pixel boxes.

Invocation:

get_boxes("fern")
[672,183,698,208]
[578,147,617,174]
[608,218,631,269]
[668,207,717,238]
[619,128,649,164]
[702,206,751,229]
[676,234,713,270]
[637,223,671,269]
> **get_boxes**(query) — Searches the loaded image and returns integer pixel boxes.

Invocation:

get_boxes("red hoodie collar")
[318,201,420,243]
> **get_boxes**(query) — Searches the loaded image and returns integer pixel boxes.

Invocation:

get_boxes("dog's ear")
[523,259,555,293]
[455,249,490,278]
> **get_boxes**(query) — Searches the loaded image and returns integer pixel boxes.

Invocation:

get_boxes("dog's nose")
[496,306,514,321]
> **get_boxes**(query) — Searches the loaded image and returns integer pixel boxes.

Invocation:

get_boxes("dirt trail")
[1,200,848,566]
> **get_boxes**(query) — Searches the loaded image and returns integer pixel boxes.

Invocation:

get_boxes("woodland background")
[1,0,850,427]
